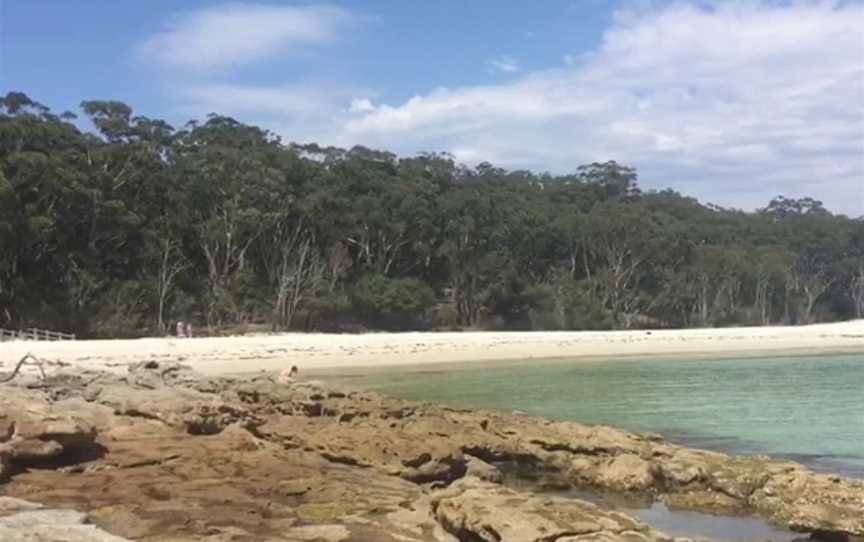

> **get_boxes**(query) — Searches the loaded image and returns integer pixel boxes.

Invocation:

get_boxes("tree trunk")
[156,238,186,334]
[851,266,864,319]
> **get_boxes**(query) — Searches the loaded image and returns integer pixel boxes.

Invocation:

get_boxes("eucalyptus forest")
[1,91,862,338]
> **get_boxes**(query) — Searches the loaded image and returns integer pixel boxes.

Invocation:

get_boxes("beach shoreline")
[3,324,864,539]
[1,320,862,376]
[3,359,863,539]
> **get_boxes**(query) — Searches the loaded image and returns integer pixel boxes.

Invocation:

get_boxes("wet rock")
[661,491,746,514]
[754,468,864,535]
[656,460,706,487]
[595,454,658,492]
[464,455,503,483]
[433,477,675,542]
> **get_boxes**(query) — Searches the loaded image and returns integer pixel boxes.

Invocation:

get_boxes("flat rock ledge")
[1,361,862,541]
[0,496,131,541]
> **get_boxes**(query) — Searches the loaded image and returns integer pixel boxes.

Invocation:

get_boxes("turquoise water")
[501,465,801,541]
[353,354,864,478]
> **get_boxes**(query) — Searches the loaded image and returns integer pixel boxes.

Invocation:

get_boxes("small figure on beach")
[278,365,299,384]
[185,322,193,338]
[176,321,186,338]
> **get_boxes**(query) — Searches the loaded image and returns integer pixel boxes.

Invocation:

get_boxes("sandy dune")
[2,321,862,377]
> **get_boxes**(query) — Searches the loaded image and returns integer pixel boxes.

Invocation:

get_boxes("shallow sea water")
[357,353,864,477]
[350,353,864,541]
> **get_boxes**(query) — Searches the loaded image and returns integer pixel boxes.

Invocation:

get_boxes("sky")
[1,0,863,215]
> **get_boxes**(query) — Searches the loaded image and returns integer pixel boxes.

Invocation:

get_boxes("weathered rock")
[0,451,10,481]
[655,459,706,488]
[433,477,675,542]
[90,384,260,434]
[2,416,448,541]
[266,418,468,483]
[594,454,658,492]
[753,467,864,535]
[71,361,262,435]
[661,491,746,514]
[0,387,103,478]
[2,362,863,539]
[0,497,44,515]
[0,506,132,541]
[464,455,503,483]
[126,360,223,393]
[282,524,350,541]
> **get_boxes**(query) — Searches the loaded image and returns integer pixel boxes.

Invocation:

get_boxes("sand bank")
[1,321,862,376]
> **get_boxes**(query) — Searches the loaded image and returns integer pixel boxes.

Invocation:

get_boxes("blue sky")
[2,1,863,214]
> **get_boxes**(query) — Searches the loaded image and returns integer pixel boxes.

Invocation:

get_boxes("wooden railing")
[0,328,76,341]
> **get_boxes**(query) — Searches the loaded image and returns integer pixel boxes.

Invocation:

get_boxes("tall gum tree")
[173,116,285,327]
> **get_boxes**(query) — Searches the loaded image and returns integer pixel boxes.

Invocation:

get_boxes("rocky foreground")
[1,361,863,542]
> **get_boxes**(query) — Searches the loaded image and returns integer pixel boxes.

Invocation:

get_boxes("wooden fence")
[0,328,76,341]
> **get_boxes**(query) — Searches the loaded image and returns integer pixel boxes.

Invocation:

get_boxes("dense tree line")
[1,91,862,337]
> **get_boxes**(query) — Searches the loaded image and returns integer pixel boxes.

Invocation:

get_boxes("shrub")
[350,274,436,330]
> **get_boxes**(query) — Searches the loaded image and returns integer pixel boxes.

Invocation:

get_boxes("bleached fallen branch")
[0,353,47,383]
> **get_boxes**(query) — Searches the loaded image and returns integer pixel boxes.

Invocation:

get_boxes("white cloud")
[178,84,336,117]
[348,98,376,113]
[488,55,520,73]
[137,3,352,69]
[154,1,864,214]
[172,82,367,144]
[338,1,864,214]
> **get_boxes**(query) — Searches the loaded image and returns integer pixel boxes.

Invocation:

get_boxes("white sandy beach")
[1,321,862,377]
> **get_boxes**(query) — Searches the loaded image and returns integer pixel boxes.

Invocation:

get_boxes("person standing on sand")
[185,322,193,338]
[176,321,185,338]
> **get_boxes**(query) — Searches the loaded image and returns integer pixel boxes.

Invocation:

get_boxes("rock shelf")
[1,361,862,541]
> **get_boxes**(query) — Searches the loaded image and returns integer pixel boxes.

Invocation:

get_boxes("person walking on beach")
[185,322,193,338]
[176,321,186,338]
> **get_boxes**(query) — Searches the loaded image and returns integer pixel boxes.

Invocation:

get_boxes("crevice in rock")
[539,532,597,542]
[404,457,468,485]
[439,521,498,542]
[810,529,857,542]
[320,452,368,468]
[13,441,107,472]
[120,409,165,423]
[186,419,225,435]
[527,439,612,456]
[461,445,536,464]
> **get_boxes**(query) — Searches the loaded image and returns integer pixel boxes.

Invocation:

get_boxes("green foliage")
[525,281,613,331]
[1,90,861,337]
[351,274,436,329]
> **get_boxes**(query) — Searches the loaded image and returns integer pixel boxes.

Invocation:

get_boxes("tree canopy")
[1,92,861,337]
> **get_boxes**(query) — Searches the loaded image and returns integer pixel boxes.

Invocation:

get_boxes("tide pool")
[353,353,864,478]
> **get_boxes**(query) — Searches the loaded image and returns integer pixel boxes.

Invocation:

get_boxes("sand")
[1,320,862,377]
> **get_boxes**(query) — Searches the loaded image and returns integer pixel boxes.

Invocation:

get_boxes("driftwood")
[0,353,46,383]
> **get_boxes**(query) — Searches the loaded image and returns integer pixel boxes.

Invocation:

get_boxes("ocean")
[356,353,864,478]
[350,353,864,541]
